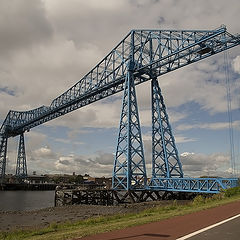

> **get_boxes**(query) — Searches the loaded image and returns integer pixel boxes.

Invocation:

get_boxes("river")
[0,191,55,211]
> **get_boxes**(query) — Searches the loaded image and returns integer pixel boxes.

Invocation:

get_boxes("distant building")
[27,175,48,184]
[82,175,112,189]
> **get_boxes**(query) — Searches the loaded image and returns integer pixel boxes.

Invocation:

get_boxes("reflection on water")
[0,191,55,211]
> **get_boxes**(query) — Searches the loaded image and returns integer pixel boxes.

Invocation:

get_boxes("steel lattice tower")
[151,78,183,178]
[112,69,147,190]
[15,133,27,178]
[0,136,7,182]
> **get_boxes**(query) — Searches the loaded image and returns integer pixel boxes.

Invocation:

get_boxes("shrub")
[211,193,224,201]
[192,195,205,206]
[223,186,240,198]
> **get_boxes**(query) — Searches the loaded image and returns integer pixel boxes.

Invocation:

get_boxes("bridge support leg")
[151,78,183,178]
[0,136,8,183]
[112,70,147,190]
[16,133,27,179]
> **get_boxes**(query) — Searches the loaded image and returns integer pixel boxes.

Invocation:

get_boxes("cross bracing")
[0,26,239,193]
[149,177,238,194]
[151,78,183,178]
[112,70,147,190]
[15,133,27,178]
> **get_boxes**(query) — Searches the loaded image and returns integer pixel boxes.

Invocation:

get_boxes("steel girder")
[151,78,183,178]
[112,70,147,190]
[1,26,239,137]
[0,136,7,183]
[15,133,27,178]
[149,177,238,193]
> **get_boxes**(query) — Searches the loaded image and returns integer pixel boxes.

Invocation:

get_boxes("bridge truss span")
[0,26,239,195]
[150,177,238,194]
[1,26,239,138]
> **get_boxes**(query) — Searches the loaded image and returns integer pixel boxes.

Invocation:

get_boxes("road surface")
[180,214,240,240]
[79,200,240,240]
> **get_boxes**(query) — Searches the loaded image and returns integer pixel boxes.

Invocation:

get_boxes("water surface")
[0,191,55,211]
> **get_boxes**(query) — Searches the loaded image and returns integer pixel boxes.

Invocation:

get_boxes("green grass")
[1,187,240,240]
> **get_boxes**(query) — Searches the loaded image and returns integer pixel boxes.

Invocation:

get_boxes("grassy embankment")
[1,186,240,240]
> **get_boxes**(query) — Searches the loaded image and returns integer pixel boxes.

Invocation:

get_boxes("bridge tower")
[112,70,147,190]
[0,136,8,183]
[151,78,183,179]
[112,31,147,191]
[15,133,27,178]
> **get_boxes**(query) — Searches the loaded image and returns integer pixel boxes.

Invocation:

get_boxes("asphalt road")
[185,215,240,240]
[79,200,240,240]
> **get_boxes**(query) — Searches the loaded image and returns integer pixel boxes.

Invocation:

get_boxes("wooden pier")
[55,187,198,206]
[55,188,114,206]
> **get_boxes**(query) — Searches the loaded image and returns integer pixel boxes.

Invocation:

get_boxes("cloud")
[54,152,114,176]
[233,56,240,74]
[58,158,71,166]
[6,132,236,178]
[1,0,240,177]
[0,0,53,55]
[95,152,114,166]
[29,148,236,178]
[175,135,196,143]
[177,120,240,131]
[180,152,234,177]
[32,146,57,160]
[21,145,115,176]
[54,137,84,145]
[1,0,239,123]
[143,132,195,144]
[0,87,15,96]
[161,56,240,114]
[45,97,121,129]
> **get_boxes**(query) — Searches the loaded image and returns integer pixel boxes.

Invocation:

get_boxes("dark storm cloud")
[0,0,53,55]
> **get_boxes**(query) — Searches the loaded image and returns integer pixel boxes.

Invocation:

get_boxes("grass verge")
[1,187,240,240]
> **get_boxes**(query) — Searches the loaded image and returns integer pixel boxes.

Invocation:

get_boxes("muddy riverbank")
[0,200,189,232]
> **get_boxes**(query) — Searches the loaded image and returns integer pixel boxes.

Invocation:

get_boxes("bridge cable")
[224,51,236,176]
[236,64,240,176]
[230,57,240,176]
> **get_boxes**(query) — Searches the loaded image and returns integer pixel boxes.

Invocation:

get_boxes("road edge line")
[176,213,240,240]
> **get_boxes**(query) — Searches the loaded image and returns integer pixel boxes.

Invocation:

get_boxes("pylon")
[0,136,8,182]
[16,133,27,178]
[151,78,183,178]
[112,70,147,190]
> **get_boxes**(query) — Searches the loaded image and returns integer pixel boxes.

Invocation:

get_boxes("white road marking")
[176,213,240,240]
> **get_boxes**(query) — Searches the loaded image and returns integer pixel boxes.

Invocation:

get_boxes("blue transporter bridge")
[0,26,239,201]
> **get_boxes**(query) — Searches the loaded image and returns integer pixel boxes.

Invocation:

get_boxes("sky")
[0,0,240,178]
